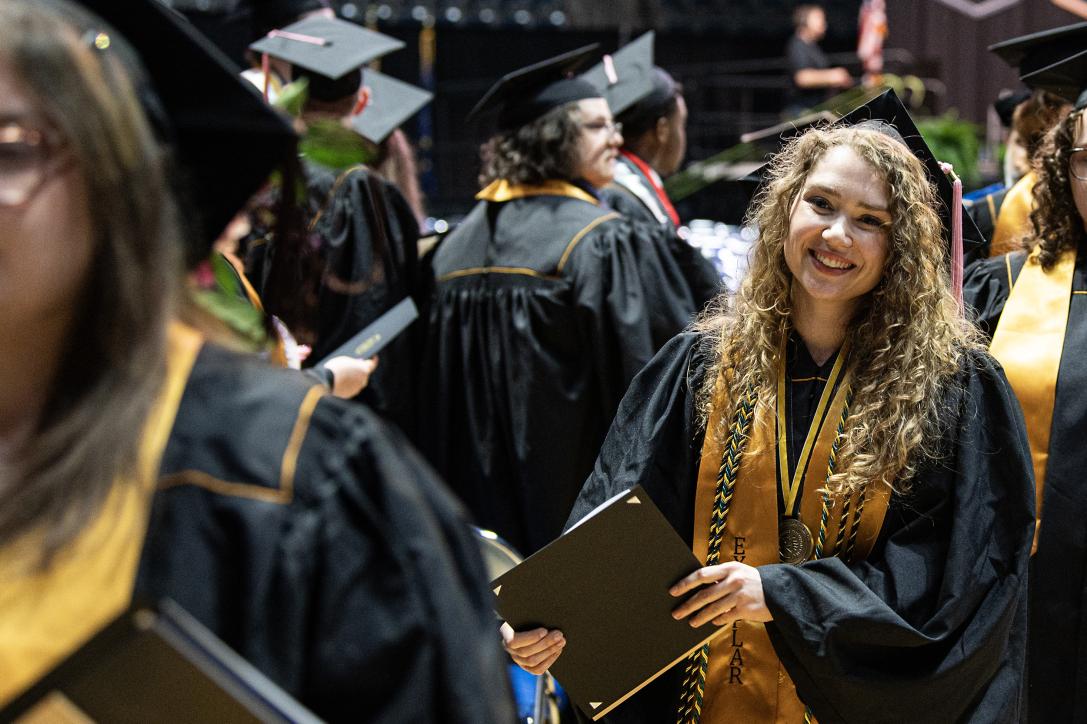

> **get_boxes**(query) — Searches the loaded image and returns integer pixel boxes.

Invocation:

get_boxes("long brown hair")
[1029,110,1084,270]
[0,0,181,559]
[478,102,584,187]
[697,126,980,497]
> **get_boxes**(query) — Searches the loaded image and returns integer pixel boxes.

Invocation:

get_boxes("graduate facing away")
[419,46,713,556]
[506,103,1035,723]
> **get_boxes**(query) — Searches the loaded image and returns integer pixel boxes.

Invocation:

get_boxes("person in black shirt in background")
[785,4,853,115]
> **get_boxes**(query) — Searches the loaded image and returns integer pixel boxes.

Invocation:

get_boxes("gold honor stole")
[475,179,601,205]
[690,360,890,724]
[989,173,1034,258]
[0,323,202,705]
[989,248,1076,554]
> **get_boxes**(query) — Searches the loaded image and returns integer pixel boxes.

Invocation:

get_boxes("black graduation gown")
[965,248,1087,723]
[137,343,514,724]
[567,332,1034,723]
[418,185,710,556]
[301,161,422,437]
[601,157,722,313]
[964,185,1008,249]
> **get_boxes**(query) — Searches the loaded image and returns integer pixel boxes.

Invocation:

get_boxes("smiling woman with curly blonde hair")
[506,96,1034,724]
[699,125,980,500]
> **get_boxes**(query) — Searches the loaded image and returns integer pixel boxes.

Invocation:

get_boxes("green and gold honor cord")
[676,386,861,724]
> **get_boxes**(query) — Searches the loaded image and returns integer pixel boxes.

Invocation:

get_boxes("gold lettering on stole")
[691,376,890,723]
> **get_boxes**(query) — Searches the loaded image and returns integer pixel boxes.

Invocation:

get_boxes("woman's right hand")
[500,622,565,675]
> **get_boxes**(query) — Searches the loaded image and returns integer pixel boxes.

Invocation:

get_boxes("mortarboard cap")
[249,16,404,81]
[351,71,433,144]
[832,89,984,258]
[580,32,657,117]
[251,0,331,40]
[993,89,1032,128]
[990,22,1087,77]
[468,44,602,131]
[1020,48,1087,107]
[75,0,297,264]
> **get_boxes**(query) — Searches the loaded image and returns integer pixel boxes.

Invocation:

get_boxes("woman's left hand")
[670,562,773,628]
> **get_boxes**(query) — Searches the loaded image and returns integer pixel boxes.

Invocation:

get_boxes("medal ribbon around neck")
[776,338,851,517]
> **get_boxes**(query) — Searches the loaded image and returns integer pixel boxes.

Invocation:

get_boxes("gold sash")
[0,323,201,705]
[989,172,1034,258]
[691,365,890,724]
[989,248,1076,554]
[475,179,600,205]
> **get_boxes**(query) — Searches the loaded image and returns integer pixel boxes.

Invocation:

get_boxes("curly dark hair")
[478,101,583,187]
[1029,110,1085,270]
[1014,90,1071,161]
[618,84,681,140]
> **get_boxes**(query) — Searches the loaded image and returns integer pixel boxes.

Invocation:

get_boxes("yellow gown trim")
[989,248,1076,554]
[989,172,1034,258]
[476,179,600,206]
[0,322,202,705]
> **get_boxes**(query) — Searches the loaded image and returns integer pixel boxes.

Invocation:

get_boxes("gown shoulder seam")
[158,385,325,504]
[556,211,622,272]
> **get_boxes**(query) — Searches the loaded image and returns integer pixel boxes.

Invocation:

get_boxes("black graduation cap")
[579,32,656,117]
[1021,48,1087,107]
[350,71,433,144]
[832,89,984,258]
[251,0,331,40]
[990,22,1087,77]
[467,44,602,130]
[76,0,297,264]
[249,16,404,81]
[993,89,1032,128]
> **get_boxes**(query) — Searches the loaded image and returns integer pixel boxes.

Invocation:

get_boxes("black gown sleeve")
[565,332,713,724]
[307,167,421,434]
[963,252,1022,341]
[141,347,514,724]
[596,190,722,330]
[567,221,712,416]
[566,332,708,540]
[599,183,659,226]
[304,402,514,723]
[759,350,1034,723]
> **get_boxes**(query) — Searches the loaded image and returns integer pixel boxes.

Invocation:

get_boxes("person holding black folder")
[244,16,424,435]
[0,2,513,722]
[507,92,1034,723]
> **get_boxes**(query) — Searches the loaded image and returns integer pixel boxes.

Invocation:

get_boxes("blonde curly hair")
[697,125,981,497]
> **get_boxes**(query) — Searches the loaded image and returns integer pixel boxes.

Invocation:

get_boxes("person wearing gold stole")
[0,2,515,722]
[506,102,1035,722]
[964,53,1087,724]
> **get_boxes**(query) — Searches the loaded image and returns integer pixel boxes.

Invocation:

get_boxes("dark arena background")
[191,0,1087,219]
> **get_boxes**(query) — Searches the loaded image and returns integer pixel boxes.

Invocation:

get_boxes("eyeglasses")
[1070,147,1087,181]
[0,123,70,207]
[580,119,623,137]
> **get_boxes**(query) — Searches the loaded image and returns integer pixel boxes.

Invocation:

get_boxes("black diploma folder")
[491,486,724,720]
[315,296,418,367]
[0,599,322,724]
